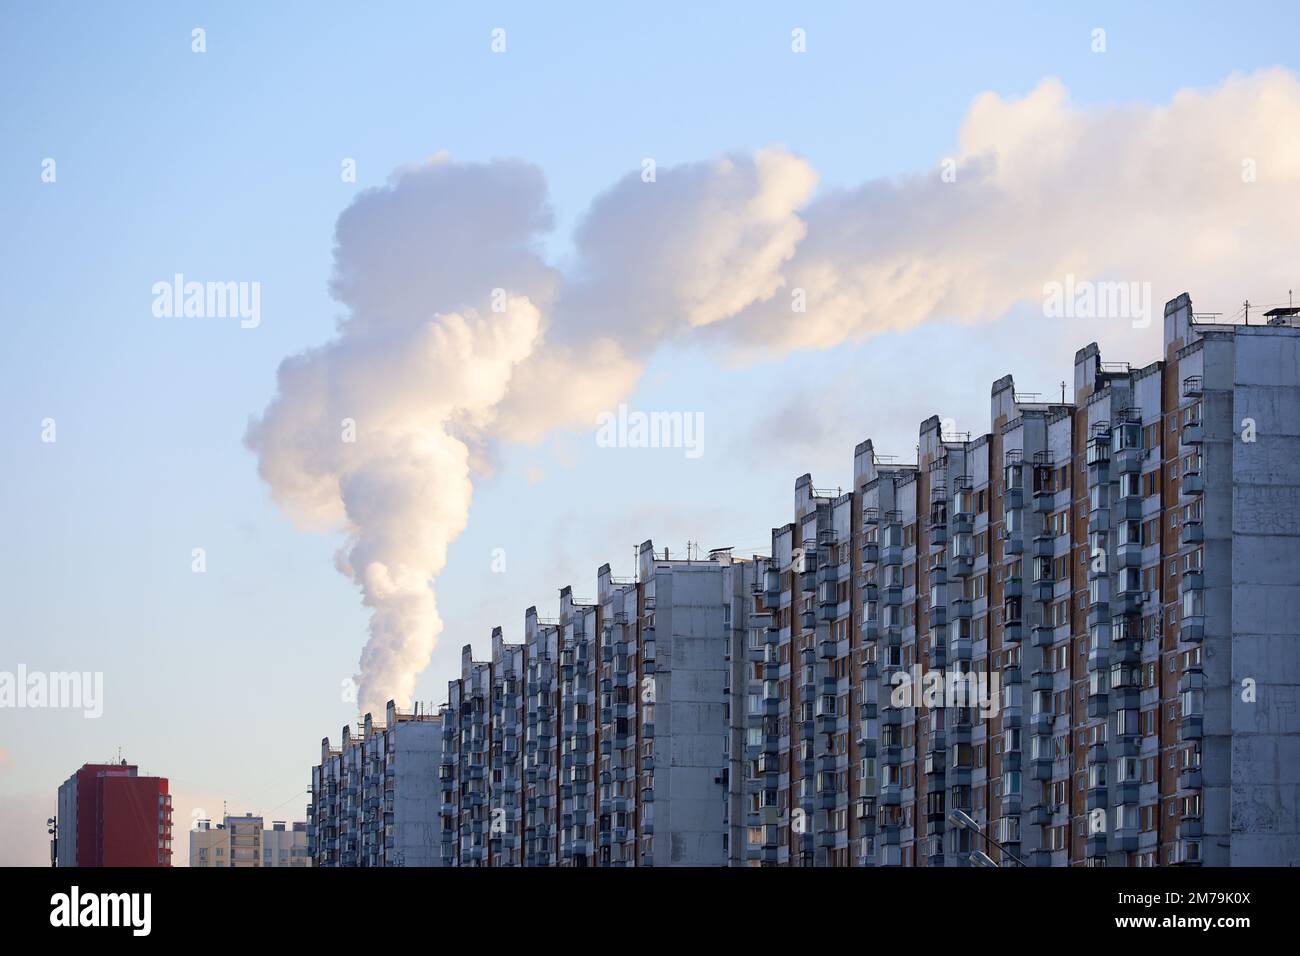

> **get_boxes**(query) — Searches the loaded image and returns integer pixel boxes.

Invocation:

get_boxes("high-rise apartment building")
[309,700,443,867]
[831,293,1299,867]
[55,761,172,867]
[306,293,1298,866]
[440,644,495,864]
[428,541,756,866]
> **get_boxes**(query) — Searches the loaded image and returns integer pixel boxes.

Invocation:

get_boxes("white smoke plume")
[249,70,1299,715]
[492,144,817,443]
[246,158,556,715]
[722,68,1300,353]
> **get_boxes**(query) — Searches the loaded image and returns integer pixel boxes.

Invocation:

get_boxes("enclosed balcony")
[1180,714,1204,742]
[1114,577,1144,617]
[1032,533,1054,560]
[1029,712,1050,749]
[1087,685,1109,719]
[1003,532,1024,556]
[950,553,973,578]
[924,748,947,776]
[928,602,948,629]
[1110,662,1142,712]
[817,599,837,625]
[1116,495,1143,525]
[1003,600,1024,643]
[762,568,781,609]
[1028,804,1053,827]
[1031,624,1056,648]
[946,751,973,787]
[1087,506,1110,535]
[1116,542,1142,574]
[1031,577,1055,604]
[927,641,947,670]
[1086,434,1111,484]
[1111,827,1139,853]
[925,639,946,671]
[1087,574,1111,614]
[1114,445,1144,474]
[929,498,948,531]
[860,656,878,682]
[948,719,974,747]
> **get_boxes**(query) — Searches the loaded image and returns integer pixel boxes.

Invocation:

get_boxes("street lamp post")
[47,816,58,867]
[947,809,1028,867]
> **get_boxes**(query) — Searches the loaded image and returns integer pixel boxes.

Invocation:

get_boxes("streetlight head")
[948,809,979,832]
[970,850,998,868]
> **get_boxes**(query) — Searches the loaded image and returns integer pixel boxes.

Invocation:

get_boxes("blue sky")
[1,1,1296,864]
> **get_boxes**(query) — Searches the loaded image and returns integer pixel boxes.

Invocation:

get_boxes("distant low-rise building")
[190,814,311,867]
[263,820,311,867]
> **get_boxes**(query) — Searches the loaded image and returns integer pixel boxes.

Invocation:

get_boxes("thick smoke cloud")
[247,158,554,714]
[724,69,1300,353]
[249,70,1299,715]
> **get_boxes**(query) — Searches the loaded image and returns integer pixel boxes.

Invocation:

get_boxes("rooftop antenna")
[1061,381,1067,404]
[1244,299,1250,325]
